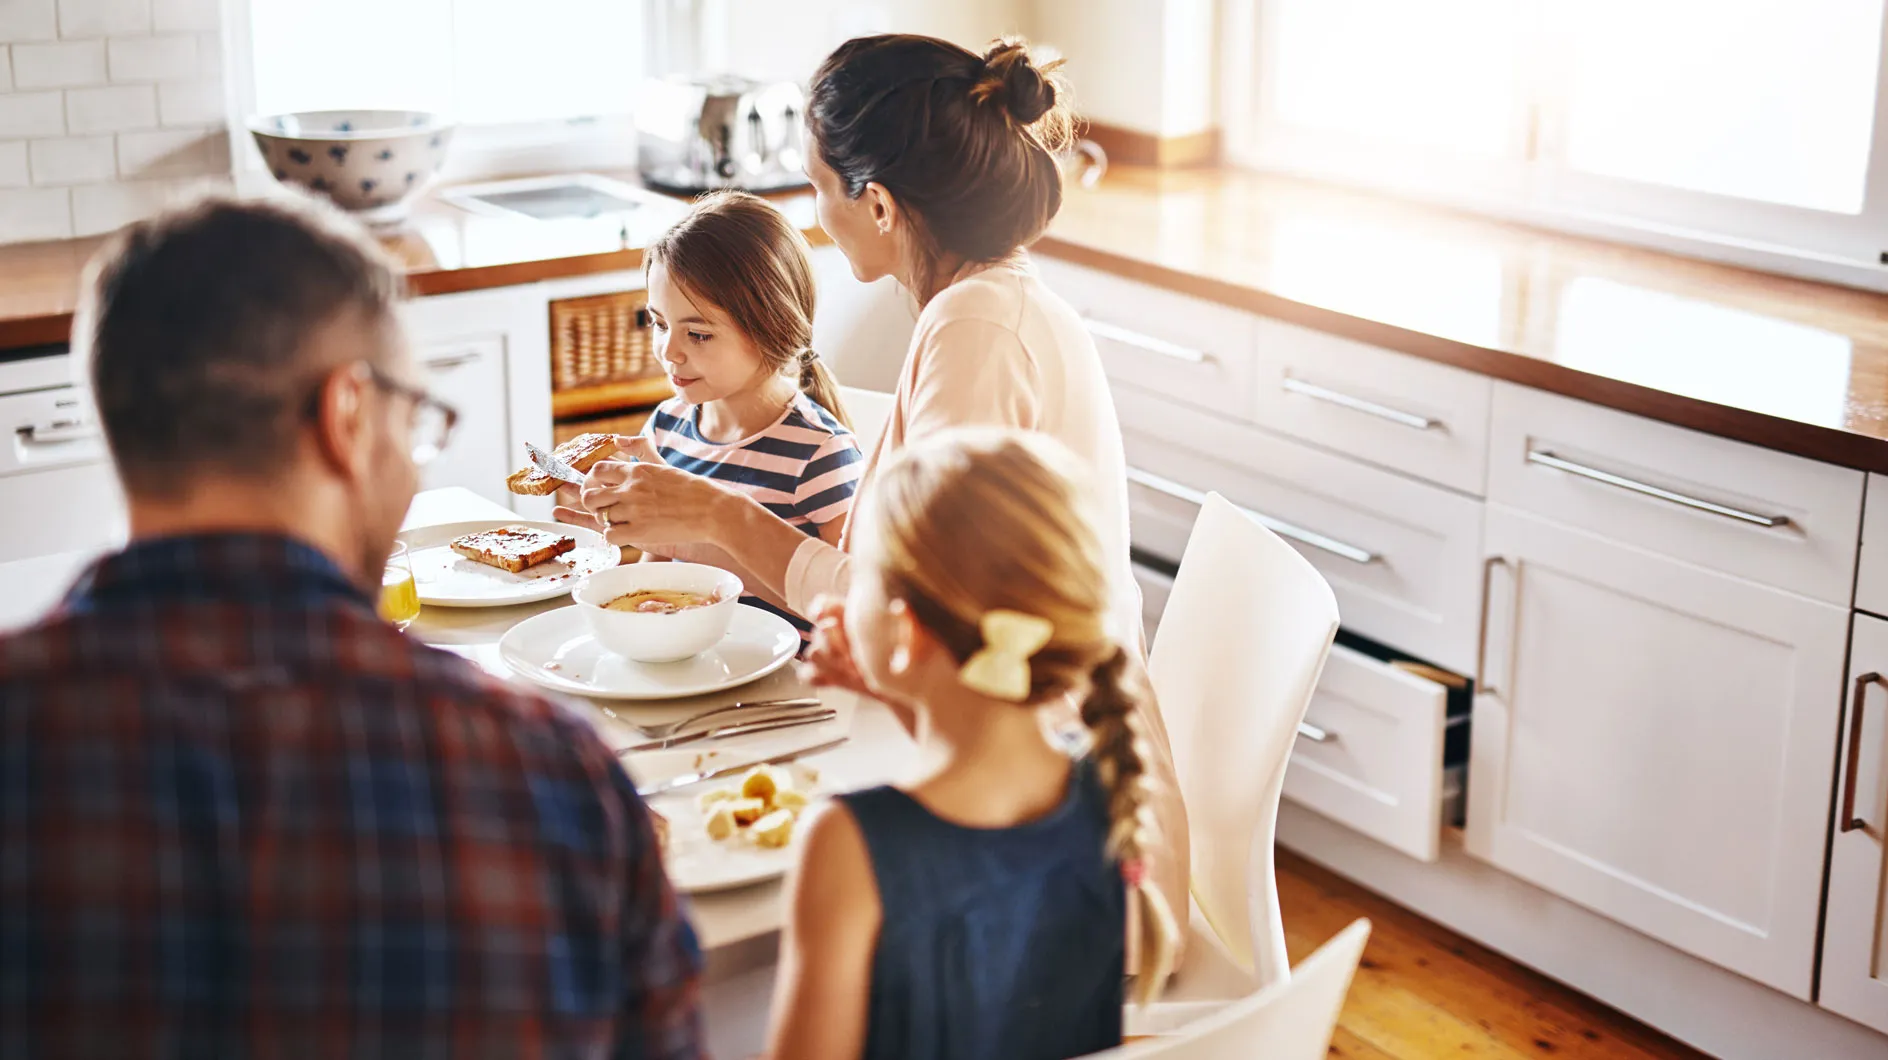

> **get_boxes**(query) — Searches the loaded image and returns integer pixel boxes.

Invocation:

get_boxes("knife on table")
[616,707,838,755]
[635,737,849,798]
[526,441,588,486]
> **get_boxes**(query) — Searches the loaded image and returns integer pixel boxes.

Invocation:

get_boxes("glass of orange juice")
[379,540,421,631]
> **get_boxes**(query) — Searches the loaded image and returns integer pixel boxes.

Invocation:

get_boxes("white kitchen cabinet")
[1467,503,1847,997]
[417,337,510,507]
[1285,643,1453,862]
[808,244,915,393]
[402,284,554,518]
[1821,611,1888,1035]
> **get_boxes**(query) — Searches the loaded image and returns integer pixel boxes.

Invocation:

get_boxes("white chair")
[838,385,896,455]
[1086,919,1370,1059]
[1134,492,1340,1030]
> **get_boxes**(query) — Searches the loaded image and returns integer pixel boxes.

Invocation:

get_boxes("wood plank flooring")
[1276,850,1711,1060]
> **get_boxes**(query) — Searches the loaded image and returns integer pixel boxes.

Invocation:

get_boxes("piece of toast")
[449,525,578,574]
[506,433,619,496]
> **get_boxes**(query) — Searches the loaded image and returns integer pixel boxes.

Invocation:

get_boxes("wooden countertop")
[6,165,1888,472]
[1039,166,1888,473]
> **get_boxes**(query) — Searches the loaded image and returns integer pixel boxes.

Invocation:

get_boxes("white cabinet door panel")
[1468,504,1845,997]
[417,337,510,508]
[1820,612,1888,1035]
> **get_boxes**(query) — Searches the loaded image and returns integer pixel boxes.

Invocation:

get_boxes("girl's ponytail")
[1083,645,1178,1005]
[796,348,853,430]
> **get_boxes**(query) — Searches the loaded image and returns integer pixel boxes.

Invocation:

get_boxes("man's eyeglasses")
[366,365,459,466]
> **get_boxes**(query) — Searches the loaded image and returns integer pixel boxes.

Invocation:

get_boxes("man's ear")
[310,362,373,483]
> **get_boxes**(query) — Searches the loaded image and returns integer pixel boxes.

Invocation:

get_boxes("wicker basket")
[549,290,659,392]
[553,408,652,446]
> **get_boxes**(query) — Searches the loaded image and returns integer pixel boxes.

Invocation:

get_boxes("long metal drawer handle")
[1842,673,1882,833]
[425,350,484,371]
[1124,465,1378,565]
[1082,317,1213,365]
[1281,377,1441,431]
[18,421,100,445]
[1475,555,1507,699]
[1296,721,1334,743]
[1525,450,1791,529]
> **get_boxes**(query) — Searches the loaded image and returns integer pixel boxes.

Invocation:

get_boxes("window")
[230,0,640,178]
[1229,0,1888,285]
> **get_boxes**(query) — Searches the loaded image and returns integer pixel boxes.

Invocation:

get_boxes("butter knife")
[526,441,587,486]
[617,707,837,755]
[635,737,849,798]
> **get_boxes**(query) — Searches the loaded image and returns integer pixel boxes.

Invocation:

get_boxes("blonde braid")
[1083,646,1177,1005]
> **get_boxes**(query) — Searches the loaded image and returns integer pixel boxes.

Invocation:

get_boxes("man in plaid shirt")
[0,196,704,1058]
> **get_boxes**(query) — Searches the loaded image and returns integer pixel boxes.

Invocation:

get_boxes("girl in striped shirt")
[627,192,864,641]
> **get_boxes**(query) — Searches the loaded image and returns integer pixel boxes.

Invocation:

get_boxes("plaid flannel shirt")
[0,534,704,1059]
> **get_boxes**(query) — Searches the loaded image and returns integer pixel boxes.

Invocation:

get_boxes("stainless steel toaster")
[636,74,810,195]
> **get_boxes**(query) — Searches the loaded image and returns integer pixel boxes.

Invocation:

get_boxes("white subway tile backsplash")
[29,134,113,183]
[108,34,195,82]
[116,125,218,177]
[57,0,150,38]
[195,29,217,76]
[0,1,59,43]
[152,0,216,33]
[0,91,66,138]
[0,141,28,186]
[72,174,223,235]
[1,45,13,90]
[66,83,155,132]
[155,77,216,125]
[0,186,73,241]
[11,39,104,88]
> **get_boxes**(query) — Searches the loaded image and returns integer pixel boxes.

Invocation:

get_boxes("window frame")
[1220,0,1888,291]
[219,0,638,196]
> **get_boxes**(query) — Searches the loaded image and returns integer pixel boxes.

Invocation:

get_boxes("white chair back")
[837,385,896,456]
[1084,919,1370,1059]
[1149,493,1340,989]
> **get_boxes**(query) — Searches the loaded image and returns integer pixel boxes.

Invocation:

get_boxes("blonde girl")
[765,429,1177,1060]
[558,191,862,638]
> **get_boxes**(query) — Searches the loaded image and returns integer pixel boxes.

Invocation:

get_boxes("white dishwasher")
[0,350,125,563]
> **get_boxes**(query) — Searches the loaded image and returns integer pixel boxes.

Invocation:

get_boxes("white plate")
[399,520,618,607]
[630,749,828,893]
[498,603,801,701]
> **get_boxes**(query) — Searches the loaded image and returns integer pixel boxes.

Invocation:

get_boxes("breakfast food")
[695,765,810,848]
[505,433,619,496]
[603,588,721,615]
[449,525,578,574]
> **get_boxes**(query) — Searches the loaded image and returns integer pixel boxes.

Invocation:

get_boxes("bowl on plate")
[573,563,744,663]
[247,109,453,225]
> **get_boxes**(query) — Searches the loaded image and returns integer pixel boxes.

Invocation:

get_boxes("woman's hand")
[799,596,920,733]
[798,596,873,697]
[552,435,748,550]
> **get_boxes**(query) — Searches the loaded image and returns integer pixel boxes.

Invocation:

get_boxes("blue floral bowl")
[248,109,454,225]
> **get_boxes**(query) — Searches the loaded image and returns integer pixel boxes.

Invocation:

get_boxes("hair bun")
[979,39,1058,124]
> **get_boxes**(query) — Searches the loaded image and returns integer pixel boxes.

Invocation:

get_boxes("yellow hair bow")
[958,609,1055,701]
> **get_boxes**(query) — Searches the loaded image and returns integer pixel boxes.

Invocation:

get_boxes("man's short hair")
[80,193,403,498]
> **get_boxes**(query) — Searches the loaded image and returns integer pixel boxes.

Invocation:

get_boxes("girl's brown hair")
[643,191,850,428]
[866,429,1177,1003]
[808,34,1075,302]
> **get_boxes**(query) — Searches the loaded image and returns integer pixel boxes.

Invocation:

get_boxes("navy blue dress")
[837,757,1127,1060]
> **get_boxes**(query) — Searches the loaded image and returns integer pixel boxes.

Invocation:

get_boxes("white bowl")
[573,563,745,663]
[247,109,453,225]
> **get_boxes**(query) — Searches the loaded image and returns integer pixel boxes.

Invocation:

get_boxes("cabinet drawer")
[1036,258,1257,420]
[1253,319,1491,495]
[1117,387,1484,674]
[1488,383,1862,604]
[1283,643,1452,862]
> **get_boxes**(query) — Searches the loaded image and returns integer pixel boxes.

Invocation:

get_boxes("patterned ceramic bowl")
[247,109,454,225]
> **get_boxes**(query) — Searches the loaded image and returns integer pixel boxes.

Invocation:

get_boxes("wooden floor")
[1277,850,1711,1060]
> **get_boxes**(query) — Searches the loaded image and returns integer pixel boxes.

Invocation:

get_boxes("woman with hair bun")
[563,34,1188,957]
